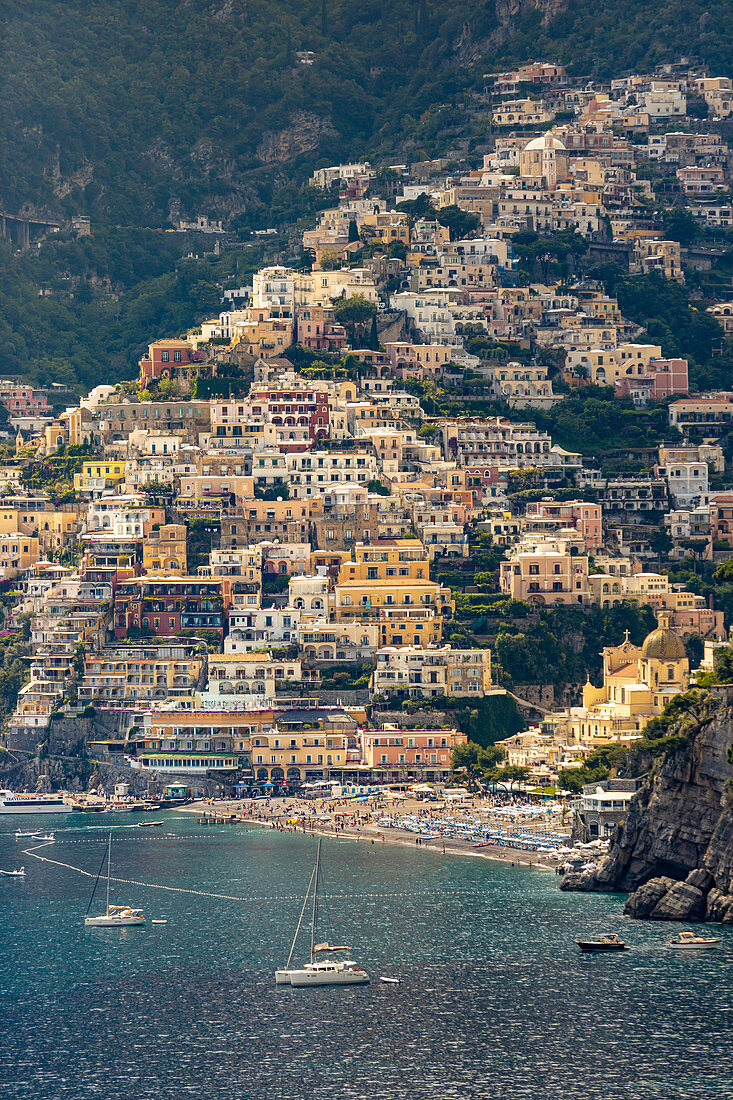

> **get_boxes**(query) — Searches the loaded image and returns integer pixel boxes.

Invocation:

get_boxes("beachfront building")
[250,727,349,784]
[577,780,639,838]
[359,726,465,784]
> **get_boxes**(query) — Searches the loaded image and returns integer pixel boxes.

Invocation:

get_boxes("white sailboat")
[275,838,369,987]
[84,831,145,927]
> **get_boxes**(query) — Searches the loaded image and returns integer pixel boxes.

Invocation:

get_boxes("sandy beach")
[176,795,570,870]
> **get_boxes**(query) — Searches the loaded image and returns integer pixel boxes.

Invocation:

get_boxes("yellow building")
[0,501,80,554]
[361,211,410,246]
[231,310,294,359]
[142,524,187,575]
[250,727,349,783]
[331,540,454,644]
[74,460,126,493]
[492,98,555,127]
[633,238,683,283]
[565,343,663,386]
[0,534,40,579]
[80,642,206,705]
[519,132,568,188]
[554,614,689,748]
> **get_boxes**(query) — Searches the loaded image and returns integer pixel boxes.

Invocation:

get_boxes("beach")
[178,794,571,869]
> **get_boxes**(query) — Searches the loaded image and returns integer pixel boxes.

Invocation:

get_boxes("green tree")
[489,764,530,791]
[662,207,700,247]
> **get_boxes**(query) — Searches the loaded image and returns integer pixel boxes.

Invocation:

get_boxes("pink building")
[359,727,464,782]
[615,357,688,402]
[138,339,203,387]
[676,165,726,197]
[0,385,50,415]
[525,500,603,550]
[296,306,348,354]
[385,342,452,381]
[248,384,330,444]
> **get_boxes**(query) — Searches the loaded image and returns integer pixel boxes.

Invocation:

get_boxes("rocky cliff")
[561,685,733,922]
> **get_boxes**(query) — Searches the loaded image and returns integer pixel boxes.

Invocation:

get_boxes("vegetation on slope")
[4,1,733,228]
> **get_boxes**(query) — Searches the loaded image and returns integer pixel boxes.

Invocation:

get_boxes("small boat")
[0,867,26,877]
[668,930,721,950]
[137,821,162,828]
[31,833,54,842]
[576,933,626,952]
[84,831,144,927]
[15,830,37,838]
[151,919,168,925]
[275,839,369,987]
[379,976,402,985]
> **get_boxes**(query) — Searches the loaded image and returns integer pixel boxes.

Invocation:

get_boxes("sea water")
[1,814,731,1100]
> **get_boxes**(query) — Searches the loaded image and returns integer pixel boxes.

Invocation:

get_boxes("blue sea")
[1,814,731,1100]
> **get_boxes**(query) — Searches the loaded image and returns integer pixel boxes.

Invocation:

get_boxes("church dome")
[640,620,686,661]
[523,132,566,153]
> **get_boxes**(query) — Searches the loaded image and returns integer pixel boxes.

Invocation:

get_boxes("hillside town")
[3,58,733,820]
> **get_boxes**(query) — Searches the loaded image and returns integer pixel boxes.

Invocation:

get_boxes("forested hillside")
[0,232,266,393]
[3,0,733,229]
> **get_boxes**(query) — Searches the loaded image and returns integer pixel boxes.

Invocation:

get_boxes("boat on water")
[30,832,54,842]
[0,867,25,877]
[380,976,402,984]
[275,838,369,987]
[0,789,72,815]
[576,933,626,952]
[84,831,145,927]
[668,930,721,950]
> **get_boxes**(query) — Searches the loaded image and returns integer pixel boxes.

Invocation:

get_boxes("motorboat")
[0,867,25,877]
[275,838,369,987]
[576,933,626,952]
[137,821,162,828]
[0,789,72,814]
[379,976,402,984]
[30,833,54,842]
[668,930,721,950]
[84,831,145,927]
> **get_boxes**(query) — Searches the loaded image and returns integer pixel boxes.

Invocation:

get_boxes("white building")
[656,461,709,508]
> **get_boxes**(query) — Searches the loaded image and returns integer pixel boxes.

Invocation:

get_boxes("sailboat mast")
[106,830,112,914]
[310,838,321,964]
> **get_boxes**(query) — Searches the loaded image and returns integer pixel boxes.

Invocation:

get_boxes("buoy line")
[20,843,494,905]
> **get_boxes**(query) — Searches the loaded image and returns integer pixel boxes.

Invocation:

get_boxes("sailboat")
[275,838,369,987]
[84,831,145,927]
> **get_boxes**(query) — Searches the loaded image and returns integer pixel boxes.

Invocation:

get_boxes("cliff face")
[561,686,733,922]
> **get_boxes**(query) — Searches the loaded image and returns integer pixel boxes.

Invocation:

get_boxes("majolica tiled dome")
[640,623,686,661]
